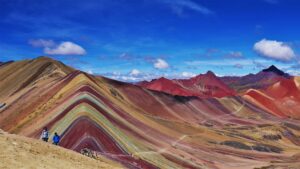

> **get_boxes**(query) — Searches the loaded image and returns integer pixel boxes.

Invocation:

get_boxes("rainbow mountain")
[1,57,300,169]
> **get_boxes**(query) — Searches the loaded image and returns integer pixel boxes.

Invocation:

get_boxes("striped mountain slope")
[1,57,300,169]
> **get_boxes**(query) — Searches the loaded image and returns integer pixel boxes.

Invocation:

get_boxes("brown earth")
[0,129,123,169]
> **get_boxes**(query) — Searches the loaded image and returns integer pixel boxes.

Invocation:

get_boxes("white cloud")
[254,39,295,61]
[181,72,196,78]
[44,41,86,55]
[29,39,55,48]
[130,69,141,76]
[103,71,199,82]
[103,71,196,82]
[286,70,300,76]
[103,71,156,82]
[154,59,169,69]
[29,39,86,56]
[87,70,94,74]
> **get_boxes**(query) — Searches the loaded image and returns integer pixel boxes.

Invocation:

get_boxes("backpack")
[42,130,49,138]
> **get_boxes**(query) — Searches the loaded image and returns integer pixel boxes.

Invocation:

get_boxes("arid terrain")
[0,129,123,169]
[1,57,300,169]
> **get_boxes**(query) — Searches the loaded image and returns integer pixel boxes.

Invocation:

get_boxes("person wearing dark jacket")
[52,132,60,145]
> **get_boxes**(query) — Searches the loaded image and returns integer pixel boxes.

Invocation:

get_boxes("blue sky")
[0,0,300,81]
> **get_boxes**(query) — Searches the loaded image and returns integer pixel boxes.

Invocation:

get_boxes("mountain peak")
[149,77,171,83]
[193,71,216,79]
[35,56,56,62]
[206,70,216,76]
[156,77,169,81]
[262,65,289,77]
[264,65,279,71]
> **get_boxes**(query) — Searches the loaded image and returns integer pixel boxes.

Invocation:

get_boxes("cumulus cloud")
[29,39,86,55]
[103,71,155,82]
[103,71,198,82]
[44,41,86,55]
[87,70,94,74]
[154,59,169,69]
[181,72,196,78]
[254,39,295,61]
[29,39,55,48]
[130,69,141,76]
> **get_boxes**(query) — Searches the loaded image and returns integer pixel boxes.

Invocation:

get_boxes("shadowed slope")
[262,65,290,78]
[0,57,73,99]
[221,65,289,93]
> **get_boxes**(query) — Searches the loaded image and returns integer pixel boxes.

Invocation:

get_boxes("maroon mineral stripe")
[206,98,233,115]
[60,117,159,169]
[44,97,157,146]
[30,71,170,142]
[31,75,180,147]
[1,72,83,132]
[236,96,280,120]
[43,85,174,145]
[161,153,201,169]
[2,72,79,131]
[76,86,179,144]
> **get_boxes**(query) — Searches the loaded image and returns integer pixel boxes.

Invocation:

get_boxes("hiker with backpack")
[52,132,61,145]
[41,127,49,142]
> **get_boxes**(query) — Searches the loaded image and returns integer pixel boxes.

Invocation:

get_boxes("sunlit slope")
[139,71,235,98]
[244,77,300,119]
[0,129,123,169]
[0,57,73,98]
[1,57,300,169]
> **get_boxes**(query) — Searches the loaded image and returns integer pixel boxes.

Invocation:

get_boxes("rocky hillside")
[0,129,123,169]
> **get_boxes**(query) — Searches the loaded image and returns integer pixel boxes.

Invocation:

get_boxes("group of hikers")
[40,127,61,145]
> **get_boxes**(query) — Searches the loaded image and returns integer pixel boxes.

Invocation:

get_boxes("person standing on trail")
[52,132,60,145]
[41,127,49,142]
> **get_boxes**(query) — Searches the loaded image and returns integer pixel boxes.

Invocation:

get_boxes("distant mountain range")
[220,65,290,92]
[139,65,290,96]
[139,65,300,119]
[138,71,236,98]
[1,57,300,169]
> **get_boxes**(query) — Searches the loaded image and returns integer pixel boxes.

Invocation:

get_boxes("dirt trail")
[0,130,123,169]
